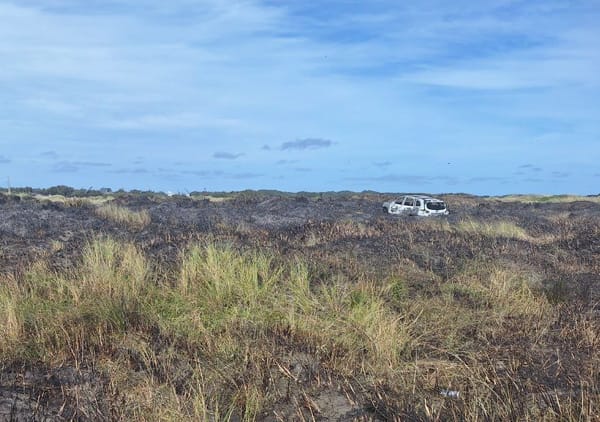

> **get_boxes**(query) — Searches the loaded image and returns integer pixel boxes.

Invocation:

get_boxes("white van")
[383,195,449,216]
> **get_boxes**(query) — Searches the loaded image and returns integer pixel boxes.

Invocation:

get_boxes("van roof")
[403,195,445,201]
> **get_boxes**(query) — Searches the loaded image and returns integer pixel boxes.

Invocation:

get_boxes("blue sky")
[1,0,599,194]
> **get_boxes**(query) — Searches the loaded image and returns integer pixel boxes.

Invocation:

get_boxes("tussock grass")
[422,216,567,244]
[425,216,535,241]
[0,237,597,420]
[79,237,148,300]
[32,194,112,206]
[0,279,21,350]
[95,203,151,229]
[493,194,600,203]
[301,220,381,246]
[191,194,233,202]
[0,238,412,417]
[455,218,530,240]
[444,264,549,320]
[0,239,150,362]
[176,244,409,373]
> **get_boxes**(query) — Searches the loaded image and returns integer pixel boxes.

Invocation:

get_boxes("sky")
[0,0,599,194]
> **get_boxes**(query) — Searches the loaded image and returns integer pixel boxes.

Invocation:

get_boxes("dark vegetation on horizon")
[1,185,384,198]
[2,185,599,202]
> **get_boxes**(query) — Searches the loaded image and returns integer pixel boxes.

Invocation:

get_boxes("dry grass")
[299,220,384,247]
[95,203,151,229]
[191,194,234,202]
[0,279,21,350]
[492,194,600,203]
[32,194,113,206]
[455,218,531,240]
[0,237,598,420]
[79,237,148,300]
[419,216,532,241]
[452,218,568,244]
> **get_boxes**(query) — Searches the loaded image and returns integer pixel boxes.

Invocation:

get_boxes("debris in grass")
[440,389,460,398]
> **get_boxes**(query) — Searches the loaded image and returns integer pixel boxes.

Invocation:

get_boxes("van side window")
[415,199,421,207]
[403,197,415,206]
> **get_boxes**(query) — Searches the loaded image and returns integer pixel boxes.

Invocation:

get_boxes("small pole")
[7,176,10,195]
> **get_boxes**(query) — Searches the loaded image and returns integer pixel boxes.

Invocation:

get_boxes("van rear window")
[426,201,446,211]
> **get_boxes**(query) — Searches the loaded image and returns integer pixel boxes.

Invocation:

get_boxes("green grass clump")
[0,236,597,420]
[0,238,413,418]
[0,239,150,362]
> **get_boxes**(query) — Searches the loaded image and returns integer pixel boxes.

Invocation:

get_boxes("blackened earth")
[1,193,599,420]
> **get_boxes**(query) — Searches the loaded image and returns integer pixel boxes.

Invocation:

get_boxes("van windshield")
[426,201,446,211]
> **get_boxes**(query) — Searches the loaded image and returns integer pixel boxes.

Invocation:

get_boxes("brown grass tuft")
[95,203,151,229]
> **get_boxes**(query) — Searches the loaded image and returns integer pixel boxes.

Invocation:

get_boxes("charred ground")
[1,192,599,421]
[2,193,599,301]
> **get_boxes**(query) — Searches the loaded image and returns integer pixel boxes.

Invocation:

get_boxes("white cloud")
[104,112,244,130]
[21,97,83,116]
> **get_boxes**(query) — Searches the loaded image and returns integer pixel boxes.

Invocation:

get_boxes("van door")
[413,198,422,216]
[402,196,416,215]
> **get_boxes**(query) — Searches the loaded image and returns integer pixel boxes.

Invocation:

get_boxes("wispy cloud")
[181,169,262,179]
[52,161,78,172]
[22,97,83,116]
[181,170,224,177]
[213,151,244,160]
[518,164,543,172]
[52,160,111,172]
[348,173,504,186]
[230,172,262,179]
[110,168,149,174]
[280,138,333,151]
[468,176,510,183]
[346,174,434,184]
[40,151,59,159]
[104,113,243,130]
[0,155,11,164]
[73,161,111,167]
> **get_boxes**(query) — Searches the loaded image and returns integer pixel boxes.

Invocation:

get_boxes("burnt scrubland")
[0,191,599,421]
